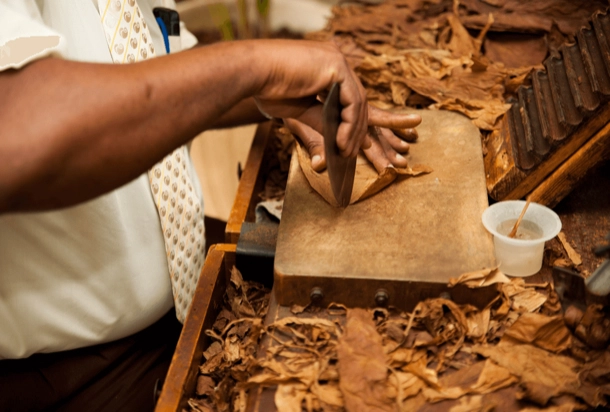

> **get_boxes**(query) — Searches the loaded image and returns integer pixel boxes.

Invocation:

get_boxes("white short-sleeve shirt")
[0,0,202,359]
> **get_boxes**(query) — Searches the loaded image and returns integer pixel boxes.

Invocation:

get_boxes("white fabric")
[0,0,203,359]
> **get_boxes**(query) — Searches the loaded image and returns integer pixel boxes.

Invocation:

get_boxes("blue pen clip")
[155,16,170,53]
[153,8,180,54]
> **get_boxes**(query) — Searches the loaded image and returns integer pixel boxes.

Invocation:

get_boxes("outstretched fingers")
[379,127,411,154]
[367,105,422,130]
[284,118,326,171]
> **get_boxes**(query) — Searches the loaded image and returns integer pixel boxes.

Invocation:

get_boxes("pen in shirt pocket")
[153,7,181,54]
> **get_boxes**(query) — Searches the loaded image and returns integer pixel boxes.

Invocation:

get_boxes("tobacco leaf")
[574,304,610,350]
[484,33,548,69]
[290,303,308,315]
[188,398,216,412]
[196,375,216,397]
[459,0,608,37]
[387,370,426,402]
[465,308,491,341]
[418,357,517,404]
[274,383,307,412]
[308,0,607,135]
[510,288,548,313]
[191,263,609,411]
[501,313,572,353]
[447,395,494,412]
[473,342,580,402]
[448,266,509,288]
[190,267,271,411]
[557,232,583,267]
[312,382,344,407]
[295,140,431,207]
[336,308,396,412]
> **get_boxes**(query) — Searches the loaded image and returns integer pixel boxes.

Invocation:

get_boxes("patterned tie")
[98,0,205,323]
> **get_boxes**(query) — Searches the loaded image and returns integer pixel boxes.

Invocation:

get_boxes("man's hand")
[252,40,372,158]
[284,105,422,173]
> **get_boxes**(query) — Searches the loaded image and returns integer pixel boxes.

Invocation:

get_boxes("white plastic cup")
[482,200,562,277]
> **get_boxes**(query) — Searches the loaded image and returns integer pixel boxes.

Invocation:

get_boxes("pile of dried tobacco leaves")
[307,0,608,131]
[188,266,609,412]
[188,268,270,411]
[187,2,610,410]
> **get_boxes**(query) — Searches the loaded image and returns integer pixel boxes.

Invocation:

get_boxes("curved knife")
[323,82,357,207]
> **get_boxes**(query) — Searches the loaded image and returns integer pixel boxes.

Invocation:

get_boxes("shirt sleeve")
[0,0,67,71]
[179,21,198,50]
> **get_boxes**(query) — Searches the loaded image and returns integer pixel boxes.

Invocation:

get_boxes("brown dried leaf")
[196,375,215,397]
[553,258,574,268]
[312,382,344,407]
[511,289,548,313]
[501,277,528,297]
[502,313,572,353]
[188,398,215,412]
[199,350,224,375]
[421,383,466,403]
[421,358,516,403]
[337,308,396,412]
[465,309,491,340]
[484,33,548,69]
[405,355,440,389]
[203,341,222,360]
[295,142,431,207]
[229,267,256,318]
[473,342,579,400]
[388,347,417,367]
[557,232,583,266]
[275,383,307,412]
[213,308,237,333]
[272,316,338,331]
[384,321,405,343]
[290,303,308,314]
[448,395,493,412]
[443,14,480,58]
[387,371,425,401]
[233,390,247,412]
[224,334,241,363]
[449,266,509,288]
[230,266,244,290]
[470,359,517,394]
[434,98,511,130]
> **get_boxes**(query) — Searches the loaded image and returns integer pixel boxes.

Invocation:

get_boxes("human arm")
[0,39,367,213]
[208,97,267,129]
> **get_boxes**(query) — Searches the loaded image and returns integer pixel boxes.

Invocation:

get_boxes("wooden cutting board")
[274,110,497,310]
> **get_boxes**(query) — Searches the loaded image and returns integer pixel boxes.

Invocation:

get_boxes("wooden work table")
[155,122,610,411]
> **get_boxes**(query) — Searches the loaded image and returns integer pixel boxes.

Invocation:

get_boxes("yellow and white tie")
[98,0,205,323]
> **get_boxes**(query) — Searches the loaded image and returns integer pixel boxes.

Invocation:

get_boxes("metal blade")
[323,82,356,207]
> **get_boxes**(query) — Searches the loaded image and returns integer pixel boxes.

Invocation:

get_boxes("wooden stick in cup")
[508,197,532,238]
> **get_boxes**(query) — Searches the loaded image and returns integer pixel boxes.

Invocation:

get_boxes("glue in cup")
[482,200,562,277]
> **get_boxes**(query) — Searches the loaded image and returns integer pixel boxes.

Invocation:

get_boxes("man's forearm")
[209,98,267,129]
[0,41,264,212]
[0,39,371,213]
